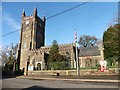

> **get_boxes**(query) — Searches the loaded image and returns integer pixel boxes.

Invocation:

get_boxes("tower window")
[24,43,27,49]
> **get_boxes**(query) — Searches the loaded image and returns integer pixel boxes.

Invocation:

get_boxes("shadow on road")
[22,85,59,90]
[2,69,24,80]
[2,75,17,80]
[2,85,119,90]
[20,85,120,90]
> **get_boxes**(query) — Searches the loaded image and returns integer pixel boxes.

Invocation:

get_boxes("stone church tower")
[16,8,46,75]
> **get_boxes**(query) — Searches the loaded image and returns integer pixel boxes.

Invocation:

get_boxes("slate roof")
[79,46,100,57]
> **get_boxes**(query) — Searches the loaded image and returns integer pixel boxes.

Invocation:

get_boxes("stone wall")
[28,69,118,76]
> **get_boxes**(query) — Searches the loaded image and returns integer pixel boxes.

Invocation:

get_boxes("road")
[2,77,119,90]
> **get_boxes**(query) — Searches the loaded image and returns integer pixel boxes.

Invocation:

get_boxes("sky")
[1,2,118,47]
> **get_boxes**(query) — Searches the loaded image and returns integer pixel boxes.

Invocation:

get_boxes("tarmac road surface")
[2,77,119,90]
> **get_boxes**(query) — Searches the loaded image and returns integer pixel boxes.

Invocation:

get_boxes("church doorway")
[36,61,42,71]
[37,63,41,70]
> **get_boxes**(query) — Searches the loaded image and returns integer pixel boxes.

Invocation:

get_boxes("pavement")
[16,75,119,83]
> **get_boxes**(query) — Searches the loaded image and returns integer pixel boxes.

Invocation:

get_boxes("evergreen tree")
[47,40,70,70]
[103,24,119,66]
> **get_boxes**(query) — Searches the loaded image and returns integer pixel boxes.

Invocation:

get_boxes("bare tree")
[108,13,119,26]
[78,35,98,47]
[0,44,17,70]
[0,46,9,67]
[96,38,103,47]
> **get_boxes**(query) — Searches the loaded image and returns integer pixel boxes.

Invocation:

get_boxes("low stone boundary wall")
[28,69,118,76]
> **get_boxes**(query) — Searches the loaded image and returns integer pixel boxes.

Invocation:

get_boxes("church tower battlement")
[21,7,46,49]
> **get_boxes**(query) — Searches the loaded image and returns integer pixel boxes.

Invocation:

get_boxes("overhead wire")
[0,23,30,38]
[1,1,91,38]
[46,1,90,20]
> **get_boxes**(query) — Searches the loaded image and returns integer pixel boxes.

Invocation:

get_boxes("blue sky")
[2,2,118,47]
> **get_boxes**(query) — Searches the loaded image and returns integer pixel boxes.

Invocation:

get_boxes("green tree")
[78,35,98,47]
[103,24,119,66]
[47,40,70,70]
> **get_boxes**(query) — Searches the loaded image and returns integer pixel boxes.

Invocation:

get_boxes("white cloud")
[3,14,20,30]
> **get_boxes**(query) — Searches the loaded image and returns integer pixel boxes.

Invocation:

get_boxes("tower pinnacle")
[22,9,26,18]
[33,7,37,18]
[43,15,46,26]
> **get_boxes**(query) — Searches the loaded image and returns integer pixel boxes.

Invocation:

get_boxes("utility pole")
[74,31,80,76]
[12,43,14,71]
[11,43,15,75]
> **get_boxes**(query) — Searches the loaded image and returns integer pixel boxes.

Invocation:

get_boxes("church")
[16,8,104,75]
